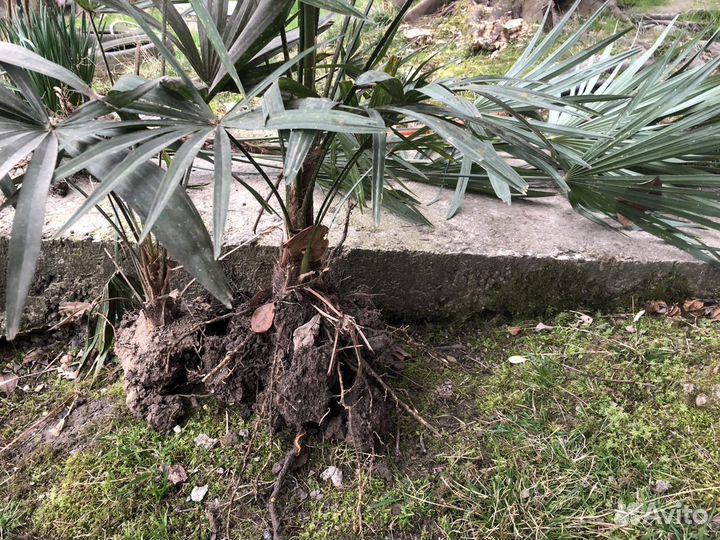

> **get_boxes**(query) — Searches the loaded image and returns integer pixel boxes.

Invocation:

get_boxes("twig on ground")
[269,431,306,540]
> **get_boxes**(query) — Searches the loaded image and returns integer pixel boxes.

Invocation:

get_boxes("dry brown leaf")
[616,213,635,229]
[683,299,705,317]
[667,304,681,317]
[281,225,329,266]
[0,373,18,395]
[251,303,275,333]
[22,348,46,364]
[645,300,668,315]
[625,325,637,334]
[293,314,321,351]
[507,326,522,336]
[707,306,720,321]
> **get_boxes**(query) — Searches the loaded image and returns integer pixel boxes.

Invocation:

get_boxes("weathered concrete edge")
[2,236,718,334]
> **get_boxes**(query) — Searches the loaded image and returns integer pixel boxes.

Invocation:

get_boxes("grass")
[2,308,720,539]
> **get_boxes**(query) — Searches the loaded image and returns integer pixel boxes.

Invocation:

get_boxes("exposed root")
[269,431,307,540]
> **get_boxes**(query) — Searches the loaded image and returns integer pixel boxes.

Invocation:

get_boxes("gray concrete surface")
[2,162,720,334]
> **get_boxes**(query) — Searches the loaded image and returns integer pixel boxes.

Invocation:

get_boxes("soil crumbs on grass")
[2,309,720,539]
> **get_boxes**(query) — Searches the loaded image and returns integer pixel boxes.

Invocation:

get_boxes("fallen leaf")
[251,303,275,333]
[320,466,343,488]
[190,484,209,502]
[48,417,66,437]
[22,348,46,364]
[534,322,555,332]
[616,212,634,229]
[578,313,594,326]
[508,355,528,364]
[168,464,188,485]
[645,300,668,315]
[625,325,636,334]
[0,374,18,395]
[194,433,218,450]
[633,309,646,323]
[667,304,681,317]
[293,314,321,351]
[683,299,705,317]
[708,307,720,321]
[507,326,522,336]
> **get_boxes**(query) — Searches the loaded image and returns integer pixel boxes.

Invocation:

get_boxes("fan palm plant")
[3,0,720,447]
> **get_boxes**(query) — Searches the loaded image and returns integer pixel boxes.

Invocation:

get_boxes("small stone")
[503,18,524,35]
[520,488,531,499]
[436,380,454,399]
[262,530,272,540]
[220,432,240,448]
[651,479,672,494]
[320,466,343,488]
[696,394,709,407]
[173,425,182,434]
[195,434,218,450]
[309,489,323,501]
[190,484,208,502]
[168,464,188,486]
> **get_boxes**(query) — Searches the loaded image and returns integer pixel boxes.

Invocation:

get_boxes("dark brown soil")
[115,286,399,452]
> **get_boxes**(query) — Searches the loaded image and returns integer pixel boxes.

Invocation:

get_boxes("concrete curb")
[2,169,720,333]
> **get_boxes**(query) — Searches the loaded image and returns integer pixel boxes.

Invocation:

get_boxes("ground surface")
[2,307,720,539]
[4,2,720,540]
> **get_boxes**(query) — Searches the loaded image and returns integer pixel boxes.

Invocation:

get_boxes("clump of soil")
[115,311,198,432]
[115,284,399,452]
[201,287,396,451]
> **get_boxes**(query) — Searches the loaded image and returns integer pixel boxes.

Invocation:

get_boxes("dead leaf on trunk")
[281,225,329,266]
[645,300,668,315]
[0,373,18,395]
[507,326,522,336]
[251,303,275,333]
